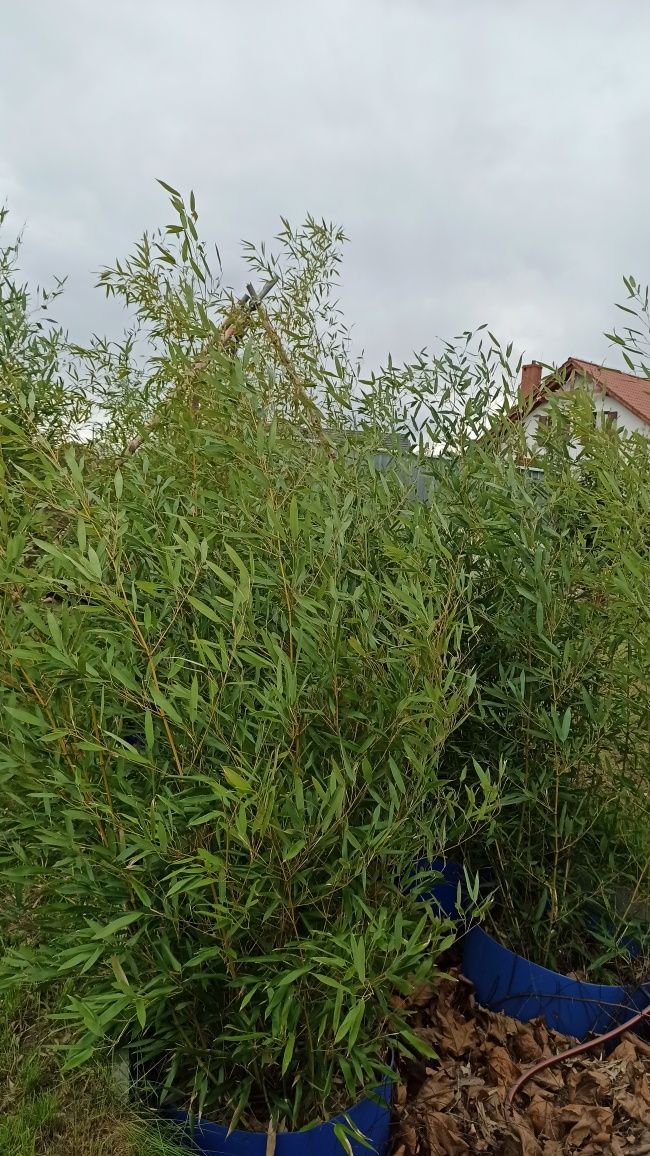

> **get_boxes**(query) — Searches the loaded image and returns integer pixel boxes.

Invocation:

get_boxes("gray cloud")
[3,0,650,370]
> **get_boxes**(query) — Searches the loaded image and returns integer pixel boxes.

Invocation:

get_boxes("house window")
[535,414,551,442]
[591,408,617,429]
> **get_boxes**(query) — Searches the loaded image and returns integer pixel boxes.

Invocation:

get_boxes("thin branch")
[124,275,278,455]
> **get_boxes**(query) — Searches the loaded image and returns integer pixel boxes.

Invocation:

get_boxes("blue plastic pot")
[168,1080,391,1156]
[421,860,650,1040]
[462,924,650,1039]
[404,857,467,921]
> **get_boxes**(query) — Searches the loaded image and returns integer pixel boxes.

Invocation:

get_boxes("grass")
[0,988,185,1156]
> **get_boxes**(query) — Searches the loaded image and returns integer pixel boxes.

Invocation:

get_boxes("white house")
[515,358,650,459]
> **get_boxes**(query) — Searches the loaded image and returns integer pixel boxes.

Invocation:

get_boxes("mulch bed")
[392,970,650,1155]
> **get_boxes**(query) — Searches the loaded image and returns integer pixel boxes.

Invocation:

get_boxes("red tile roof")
[524,358,650,426]
[568,359,650,424]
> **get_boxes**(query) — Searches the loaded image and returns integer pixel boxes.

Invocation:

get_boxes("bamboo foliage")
[1,189,649,1136]
[0,196,498,1129]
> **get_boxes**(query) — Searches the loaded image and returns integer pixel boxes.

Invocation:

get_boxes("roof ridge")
[569,356,647,380]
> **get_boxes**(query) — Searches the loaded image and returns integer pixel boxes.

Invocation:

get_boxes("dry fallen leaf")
[395,1083,408,1109]
[526,1064,564,1094]
[486,1013,521,1047]
[417,1072,457,1113]
[424,1110,469,1155]
[636,1072,650,1108]
[560,1104,614,1147]
[609,1037,639,1063]
[395,1119,418,1154]
[525,1095,560,1139]
[511,1028,544,1065]
[437,1013,478,1058]
[486,1045,520,1088]
[617,1090,650,1129]
[565,1066,610,1105]
[512,1122,543,1156]
[395,965,650,1156]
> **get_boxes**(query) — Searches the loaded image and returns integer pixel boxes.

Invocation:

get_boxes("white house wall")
[521,380,649,459]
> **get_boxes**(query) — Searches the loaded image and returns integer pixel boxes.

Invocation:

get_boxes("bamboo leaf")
[223,767,252,793]
[92,912,141,940]
[186,595,221,624]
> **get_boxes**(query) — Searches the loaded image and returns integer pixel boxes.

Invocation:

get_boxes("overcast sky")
[2,0,650,372]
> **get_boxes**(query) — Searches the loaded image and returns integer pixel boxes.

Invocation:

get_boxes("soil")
[392,969,650,1155]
